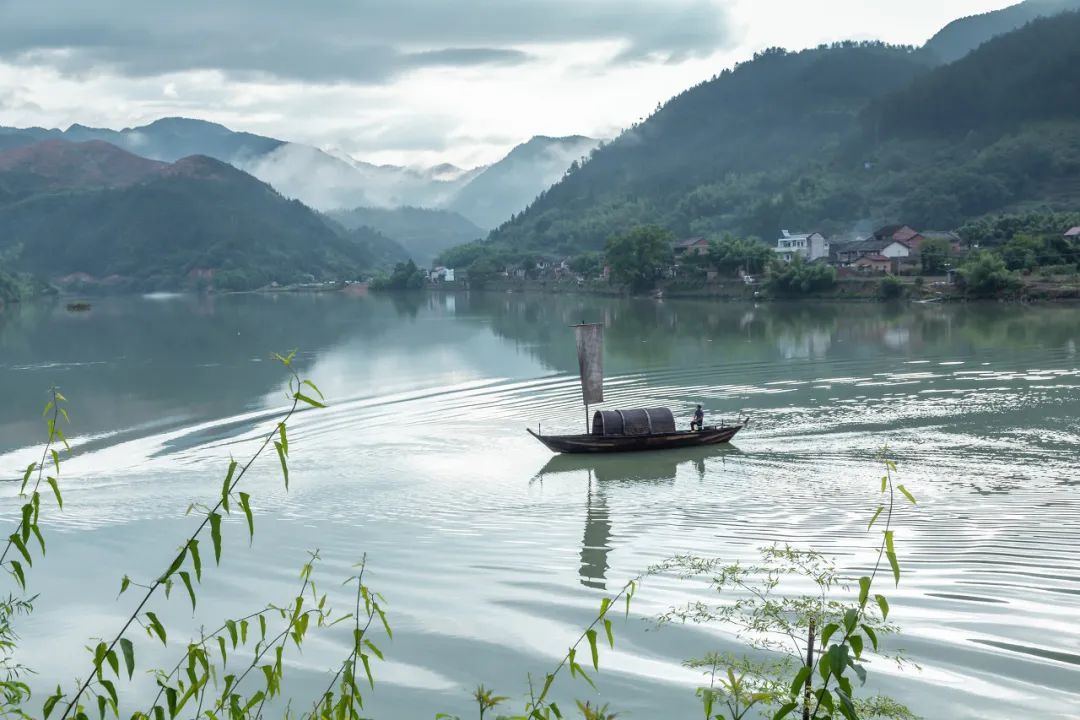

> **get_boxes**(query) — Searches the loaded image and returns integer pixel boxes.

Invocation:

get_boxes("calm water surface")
[1,293,1078,719]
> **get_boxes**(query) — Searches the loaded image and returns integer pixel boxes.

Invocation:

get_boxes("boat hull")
[527,425,741,454]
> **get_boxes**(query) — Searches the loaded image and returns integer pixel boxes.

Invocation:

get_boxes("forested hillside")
[484,13,1080,256]
[922,0,1080,63]
[0,141,405,291]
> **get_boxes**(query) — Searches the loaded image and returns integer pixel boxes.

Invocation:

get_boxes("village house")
[673,237,711,257]
[1065,226,1080,240]
[920,230,965,254]
[873,224,925,250]
[852,254,892,274]
[774,230,830,262]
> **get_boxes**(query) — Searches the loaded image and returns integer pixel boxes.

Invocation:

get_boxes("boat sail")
[574,322,604,430]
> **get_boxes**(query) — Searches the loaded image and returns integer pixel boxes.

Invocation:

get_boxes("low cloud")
[0,0,733,83]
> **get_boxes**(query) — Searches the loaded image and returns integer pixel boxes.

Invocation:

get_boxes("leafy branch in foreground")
[47,351,327,720]
[649,454,919,720]
[0,388,70,714]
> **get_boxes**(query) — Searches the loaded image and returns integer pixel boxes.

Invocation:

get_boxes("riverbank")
[423,274,1080,303]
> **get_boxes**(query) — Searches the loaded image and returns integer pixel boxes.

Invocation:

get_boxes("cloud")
[0,0,733,83]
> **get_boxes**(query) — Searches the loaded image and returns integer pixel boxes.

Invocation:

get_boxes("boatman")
[691,404,704,431]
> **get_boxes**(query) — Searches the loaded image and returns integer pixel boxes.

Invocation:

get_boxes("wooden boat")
[527,323,744,454]
[528,423,741,454]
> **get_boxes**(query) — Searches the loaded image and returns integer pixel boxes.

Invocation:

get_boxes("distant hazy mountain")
[329,206,485,266]
[448,135,599,229]
[923,0,1080,63]
[0,140,404,291]
[0,117,283,164]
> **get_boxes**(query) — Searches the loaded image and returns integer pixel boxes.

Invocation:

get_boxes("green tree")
[604,225,673,292]
[765,257,837,296]
[959,252,1019,296]
[879,275,904,300]
[919,237,951,275]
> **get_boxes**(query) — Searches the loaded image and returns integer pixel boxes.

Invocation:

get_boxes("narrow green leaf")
[146,612,167,646]
[97,693,106,720]
[217,636,227,666]
[602,618,614,649]
[886,537,900,586]
[278,423,288,456]
[861,624,879,652]
[240,619,249,644]
[259,614,267,641]
[9,533,31,566]
[225,620,238,648]
[209,512,222,564]
[363,639,383,660]
[897,484,917,505]
[360,653,374,689]
[51,448,60,473]
[238,493,254,542]
[158,547,187,583]
[105,648,119,678]
[10,560,25,589]
[843,608,858,634]
[875,594,889,620]
[375,604,392,639]
[585,628,599,671]
[120,638,135,679]
[274,441,289,490]
[178,571,196,611]
[20,504,32,541]
[43,475,64,511]
[20,463,35,494]
[188,540,201,582]
[221,460,237,515]
[880,475,887,492]
[301,379,325,400]
[294,392,326,409]
[867,504,884,530]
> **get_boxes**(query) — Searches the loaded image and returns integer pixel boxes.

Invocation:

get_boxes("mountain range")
[0,119,597,230]
[0,140,406,292]
[483,3,1080,256]
[3,0,1078,295]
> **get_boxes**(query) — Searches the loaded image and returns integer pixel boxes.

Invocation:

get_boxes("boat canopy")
[592,407,676,436]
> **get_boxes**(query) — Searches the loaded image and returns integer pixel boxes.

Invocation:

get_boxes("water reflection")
[535,447,737,588]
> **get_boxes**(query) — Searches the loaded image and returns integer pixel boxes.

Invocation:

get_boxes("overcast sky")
[0,0,1016,168]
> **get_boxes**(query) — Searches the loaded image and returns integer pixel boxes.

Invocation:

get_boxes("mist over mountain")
[447,135,599,229]
[0,140,404,291]
[328,206,484,266]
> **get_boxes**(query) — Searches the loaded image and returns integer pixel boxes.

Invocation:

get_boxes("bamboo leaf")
[602,618,614,649]
[188,540,201,582]
[585,628,599,670]
[120,638,135,679]
[867,504,884,530]
[885,530,900,585]
[897,484,917,505]
[294,392,326,409]
[8,533,31,566]
[10,560,25,589]
[209,512,223,564]
[238,492,254,542]
[179,571,197,611]
[278,423,288,456]
[360,653,374,689]
[43,687,62,719]
[301,379,325,399]
[47,477,63,510]
[20,463,34,494]
[274,441,289,490]
[789,666,811,698]
[158,547,187,583]
[772,702,797,720]
[221,461,236,515]
[146,612,167,646]
[363,639,383,660]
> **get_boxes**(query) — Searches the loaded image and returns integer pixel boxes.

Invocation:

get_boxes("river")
[1,292,1078,719]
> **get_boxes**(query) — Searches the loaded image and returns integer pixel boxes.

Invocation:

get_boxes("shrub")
[879,275,904,300]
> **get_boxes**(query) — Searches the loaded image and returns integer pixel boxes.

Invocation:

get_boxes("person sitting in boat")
[690,404,704,431]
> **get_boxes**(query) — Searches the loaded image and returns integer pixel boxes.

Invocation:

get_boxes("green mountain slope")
[329,206,484,266]
[486,16,1080,254]
[0,141,405,291]
[923,0,1080,63]
[488,43,932,253]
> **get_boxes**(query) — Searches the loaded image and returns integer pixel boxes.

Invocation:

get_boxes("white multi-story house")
[774,231,830,262]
